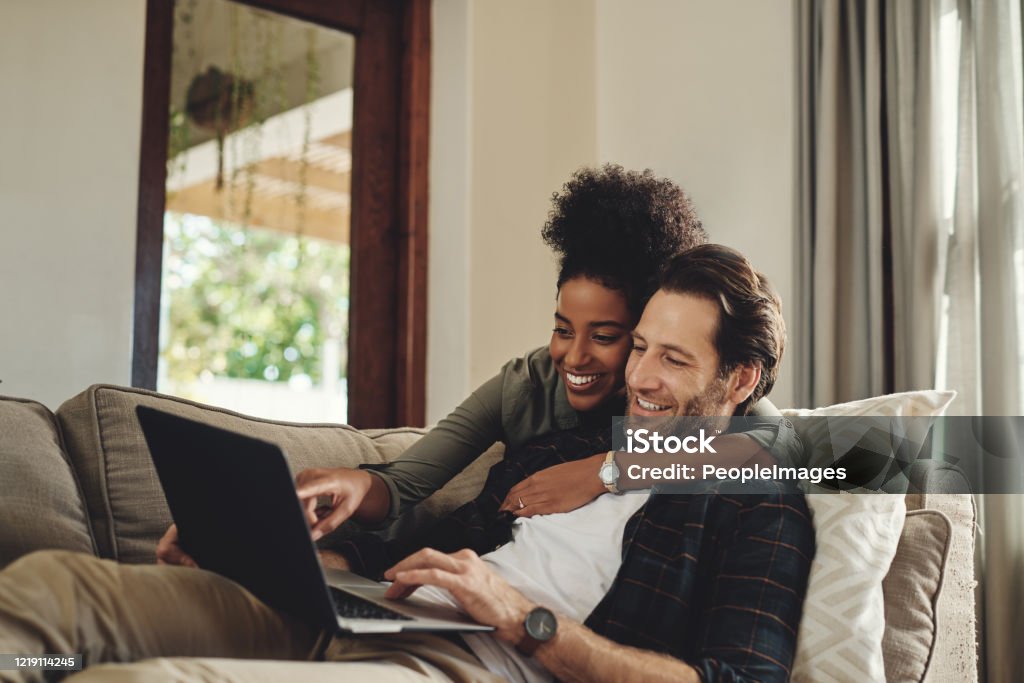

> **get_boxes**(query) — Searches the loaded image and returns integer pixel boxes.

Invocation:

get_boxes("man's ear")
[726,363,761,406]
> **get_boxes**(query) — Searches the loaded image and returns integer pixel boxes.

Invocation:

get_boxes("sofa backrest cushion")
[56,385,430,564]
[0,396,97,567]
[881,509,952,682]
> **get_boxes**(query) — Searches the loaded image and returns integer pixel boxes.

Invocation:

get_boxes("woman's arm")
[294,370,510,537]
[501,416,800,516]
[359,371,507,520]
[499,453,607,516]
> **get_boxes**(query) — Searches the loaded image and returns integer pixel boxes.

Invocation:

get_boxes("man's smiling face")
[625,290,736,419]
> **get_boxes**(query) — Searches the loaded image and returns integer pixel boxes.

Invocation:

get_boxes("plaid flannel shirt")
[337,419,814,682]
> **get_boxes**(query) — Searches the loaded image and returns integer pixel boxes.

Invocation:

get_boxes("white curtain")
[799,1,1024,680]
[943,1,1024,680]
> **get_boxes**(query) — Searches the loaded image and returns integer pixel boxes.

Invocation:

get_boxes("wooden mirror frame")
[133,0,429,428]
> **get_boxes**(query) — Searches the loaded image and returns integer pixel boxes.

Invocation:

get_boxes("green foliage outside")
[163,214,349,386]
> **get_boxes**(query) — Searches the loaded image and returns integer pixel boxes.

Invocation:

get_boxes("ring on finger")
[518,496,526,509]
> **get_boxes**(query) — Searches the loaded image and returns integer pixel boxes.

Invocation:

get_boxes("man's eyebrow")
[631,332,700,362]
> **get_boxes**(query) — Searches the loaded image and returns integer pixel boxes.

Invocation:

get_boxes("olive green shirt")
[363,346,786,520]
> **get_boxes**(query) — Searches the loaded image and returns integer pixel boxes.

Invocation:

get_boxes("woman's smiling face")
[549,277,636,413]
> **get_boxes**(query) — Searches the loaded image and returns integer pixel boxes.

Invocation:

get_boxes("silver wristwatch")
[599,450,622,494]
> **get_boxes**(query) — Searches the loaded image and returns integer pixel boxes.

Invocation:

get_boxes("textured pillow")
[0,396,97,566]
[791,494,906,682]
[881,509,952,682]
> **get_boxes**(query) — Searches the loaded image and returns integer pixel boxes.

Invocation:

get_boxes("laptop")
[136,405,493,635]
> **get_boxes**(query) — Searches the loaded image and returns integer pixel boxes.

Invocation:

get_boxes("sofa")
[0,384,978,681]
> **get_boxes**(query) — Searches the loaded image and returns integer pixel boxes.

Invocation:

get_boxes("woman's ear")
[726,363,761,407]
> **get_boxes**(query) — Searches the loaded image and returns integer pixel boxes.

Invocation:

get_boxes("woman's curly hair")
[541,164,707,318]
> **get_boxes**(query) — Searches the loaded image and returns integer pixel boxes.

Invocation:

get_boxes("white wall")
[427,0,598,421]
[594,0,798,407]
[427,0,798,418]
[0,0,798,418]
[0,0,145,408]
[427,0,473,422]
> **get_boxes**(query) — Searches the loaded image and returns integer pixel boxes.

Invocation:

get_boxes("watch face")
[599,462,617,484]
[524,607,558,642]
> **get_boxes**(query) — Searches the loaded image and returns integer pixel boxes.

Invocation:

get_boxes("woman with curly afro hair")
[294,164,779,544]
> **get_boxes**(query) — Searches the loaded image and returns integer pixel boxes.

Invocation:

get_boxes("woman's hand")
[295,467,392,540]
[499,453,606,517]
[155,524,198,568]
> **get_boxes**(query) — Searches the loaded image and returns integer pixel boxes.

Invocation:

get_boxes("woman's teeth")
[637,397,669,411]
[566,372,600,387]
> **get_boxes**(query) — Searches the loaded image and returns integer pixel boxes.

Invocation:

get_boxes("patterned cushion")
[791,495,906,682]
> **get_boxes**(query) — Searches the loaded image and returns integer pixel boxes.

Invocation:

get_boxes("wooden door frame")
[133,0,429,428]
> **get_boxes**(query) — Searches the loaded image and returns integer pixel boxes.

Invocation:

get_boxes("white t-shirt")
[411,491,650,683]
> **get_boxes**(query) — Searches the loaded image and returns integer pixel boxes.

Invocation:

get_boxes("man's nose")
[627,351,660,392]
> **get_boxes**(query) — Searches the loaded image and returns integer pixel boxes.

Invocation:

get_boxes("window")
[134,0,430,427]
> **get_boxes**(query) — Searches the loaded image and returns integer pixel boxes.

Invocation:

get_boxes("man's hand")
[155,524,198,568]
[499,453,606,517]
[295,467,389,540]
[383,551,700,683]
[383,548,534,644]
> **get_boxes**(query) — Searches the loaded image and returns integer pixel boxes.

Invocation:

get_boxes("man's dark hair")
[542,164,707,318]
[658,244,785,416]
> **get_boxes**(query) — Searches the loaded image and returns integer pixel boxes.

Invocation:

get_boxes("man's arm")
[533,619,699,683]
[682,490,815,681]
[382,488,814,682]
[382,548,700,683]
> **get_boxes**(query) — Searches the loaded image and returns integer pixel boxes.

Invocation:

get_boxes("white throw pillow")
[780,390,956,418]
[785,390,953,682]
[791,495,906,682]
[781,390,957,488]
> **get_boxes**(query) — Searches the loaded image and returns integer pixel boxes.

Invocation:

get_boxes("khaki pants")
[0,551,504,683]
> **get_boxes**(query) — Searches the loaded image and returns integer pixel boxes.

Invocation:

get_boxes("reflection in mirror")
[159,0,355,422]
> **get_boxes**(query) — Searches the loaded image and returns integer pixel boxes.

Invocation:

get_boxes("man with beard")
[0,245,813,683]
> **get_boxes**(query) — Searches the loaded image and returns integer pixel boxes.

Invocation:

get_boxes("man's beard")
[625,376,732,438]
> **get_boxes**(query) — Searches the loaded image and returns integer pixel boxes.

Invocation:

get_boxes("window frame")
[133,0,429,428]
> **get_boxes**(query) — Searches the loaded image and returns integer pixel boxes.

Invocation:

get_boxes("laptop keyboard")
[329,587,414,621]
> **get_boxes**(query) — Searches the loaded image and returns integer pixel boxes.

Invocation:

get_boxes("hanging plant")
[296,26,321,241]
[167,0,199,185]
[185,65,255,190]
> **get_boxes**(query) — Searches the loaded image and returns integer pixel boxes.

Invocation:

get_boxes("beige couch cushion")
[56,385,430,564]
[882,509,953,682]
[0,396,96,566]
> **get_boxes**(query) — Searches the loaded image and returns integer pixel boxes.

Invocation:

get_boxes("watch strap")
[602,450,620,494]
[517,632,543,656]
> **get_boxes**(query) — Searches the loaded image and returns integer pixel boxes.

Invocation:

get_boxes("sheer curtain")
[798,0,1024,680]
[943,2,1024,680]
